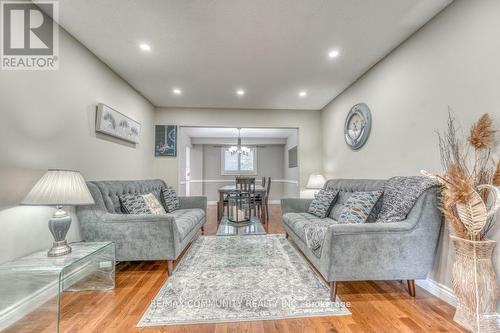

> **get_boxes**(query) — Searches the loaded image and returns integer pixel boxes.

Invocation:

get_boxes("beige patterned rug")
[138,234,350,326]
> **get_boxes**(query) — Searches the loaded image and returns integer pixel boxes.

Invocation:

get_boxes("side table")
[0,242,115,333]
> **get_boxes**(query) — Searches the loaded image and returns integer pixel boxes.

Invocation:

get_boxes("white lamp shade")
[306,174,326,189]
[22,169,94,206]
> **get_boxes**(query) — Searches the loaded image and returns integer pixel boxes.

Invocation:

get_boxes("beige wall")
[0,28,155,263]
[321,0,500,309]
[154,108,322,192]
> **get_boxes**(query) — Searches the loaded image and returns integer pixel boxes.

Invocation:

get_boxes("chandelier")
[229,128,250,156]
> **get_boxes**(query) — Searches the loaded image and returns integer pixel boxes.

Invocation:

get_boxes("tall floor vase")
[451,236,500,333]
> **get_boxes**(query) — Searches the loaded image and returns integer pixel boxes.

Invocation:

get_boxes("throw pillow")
[376,176,438,223]
[161,186,181,213]
[329,191,353,220]
[119,194,151,214]
[367,193,384,222]
[337,191,383,224]
[142,193,166,215]
[307,189,339,218]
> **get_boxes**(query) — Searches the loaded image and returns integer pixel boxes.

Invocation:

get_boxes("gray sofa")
[76,179,207,275]
[281,179,441,300]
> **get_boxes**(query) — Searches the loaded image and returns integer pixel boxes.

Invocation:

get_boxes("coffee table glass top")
[216,216,266,236]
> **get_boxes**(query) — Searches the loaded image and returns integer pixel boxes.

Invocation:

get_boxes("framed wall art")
[155,125,177,157]
[95,103,141,144]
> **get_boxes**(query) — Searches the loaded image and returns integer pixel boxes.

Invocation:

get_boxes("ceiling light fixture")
[139,43,151,51]
[328,49,340,58]
[229,128,250,156]
[236,89,245,96]
[299,91,307,97]
[173,88,182,95]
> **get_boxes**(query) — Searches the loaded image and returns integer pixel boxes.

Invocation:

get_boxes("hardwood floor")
[11,205,467,333]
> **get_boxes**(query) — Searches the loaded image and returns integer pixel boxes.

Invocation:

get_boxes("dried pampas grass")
[493,161,500,186]
[444,163,474,204]
[469,114,495,150]
[435,112,499,240]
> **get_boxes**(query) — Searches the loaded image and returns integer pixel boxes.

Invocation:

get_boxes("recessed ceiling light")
[236,89,245,96]
[328,49,340,58]
[299,91,307,97]
[173,88,182,95]
[139,43,151,51]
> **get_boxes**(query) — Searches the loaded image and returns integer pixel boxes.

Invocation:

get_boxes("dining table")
[217,184,266,222]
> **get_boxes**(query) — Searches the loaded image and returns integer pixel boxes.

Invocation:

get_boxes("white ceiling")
[182,127,296,139]
[51,0,451,110]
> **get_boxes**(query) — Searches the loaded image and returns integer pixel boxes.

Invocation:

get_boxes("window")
[221,147,257,175]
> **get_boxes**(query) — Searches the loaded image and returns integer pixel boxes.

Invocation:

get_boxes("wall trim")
[207,200,281,206]
[181,179,299,185]
[416,278,456,306]
[0,262,95,331]
[416,278,500,319]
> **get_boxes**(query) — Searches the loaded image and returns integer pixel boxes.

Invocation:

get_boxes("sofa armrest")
[178,196,207,213]
[281,198,313,214]
[329,220,415,236]
[100,213,176,224]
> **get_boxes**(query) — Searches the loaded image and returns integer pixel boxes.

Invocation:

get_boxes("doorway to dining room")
[177,127,300,204]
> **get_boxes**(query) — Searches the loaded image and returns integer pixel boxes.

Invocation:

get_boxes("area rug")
[138,235,350,326]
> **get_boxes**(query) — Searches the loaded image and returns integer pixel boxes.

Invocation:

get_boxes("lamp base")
[47,207,72,257]
[48,240,72,257]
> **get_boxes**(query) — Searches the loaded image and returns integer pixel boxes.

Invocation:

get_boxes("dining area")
[216,176,272,236]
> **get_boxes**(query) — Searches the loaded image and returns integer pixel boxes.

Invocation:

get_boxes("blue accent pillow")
[161,186,180,213]
[307,189,339,218]
[337,191,383,224]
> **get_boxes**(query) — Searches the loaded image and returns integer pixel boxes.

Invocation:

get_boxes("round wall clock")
[344,103,372,150]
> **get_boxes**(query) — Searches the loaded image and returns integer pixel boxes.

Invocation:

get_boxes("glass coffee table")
[216,216,266,236]
[0,242,115,333]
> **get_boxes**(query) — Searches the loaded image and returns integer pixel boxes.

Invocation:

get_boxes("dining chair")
[263,177,271,224]
[226,176,257,219]
[254,177,271,224]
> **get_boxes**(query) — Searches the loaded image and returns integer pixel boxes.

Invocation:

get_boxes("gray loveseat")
[76,179,207,275]
[281,179,441,300]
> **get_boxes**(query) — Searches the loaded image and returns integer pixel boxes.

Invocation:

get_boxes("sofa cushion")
[171,208,205,241]
[119,194,151,214]
[337,190,383,224]
[142,193,166,215]
[162,186,180,212]
[307,189,339,218]
[329,191,353,220]
[376,176,438,223]
[283,212,336,257]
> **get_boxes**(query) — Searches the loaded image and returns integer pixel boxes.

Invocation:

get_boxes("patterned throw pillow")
[119,194,151,214]
[307,189,339,218]
[337,191,383,224]
[329,191,353,220]
[161,186,180,213]
[142,193,166,215]
[376,176,438,223]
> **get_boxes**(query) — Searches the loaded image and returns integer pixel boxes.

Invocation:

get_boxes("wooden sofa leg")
[285,232,289,239]
[330,281,338,301]
[167,260,174,276]
[201,225,205,235]
[407,280,416,297]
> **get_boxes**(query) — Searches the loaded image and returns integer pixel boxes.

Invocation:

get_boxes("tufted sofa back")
[88,179,167,214]
[324,178,387,192]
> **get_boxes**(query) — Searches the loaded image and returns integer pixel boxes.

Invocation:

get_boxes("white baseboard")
[416,278,457,306]
[0,262,95,331]
[417,278,500,320]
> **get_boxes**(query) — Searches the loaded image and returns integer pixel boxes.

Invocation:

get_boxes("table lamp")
[306,174,326,189]
[22,169,94,257]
